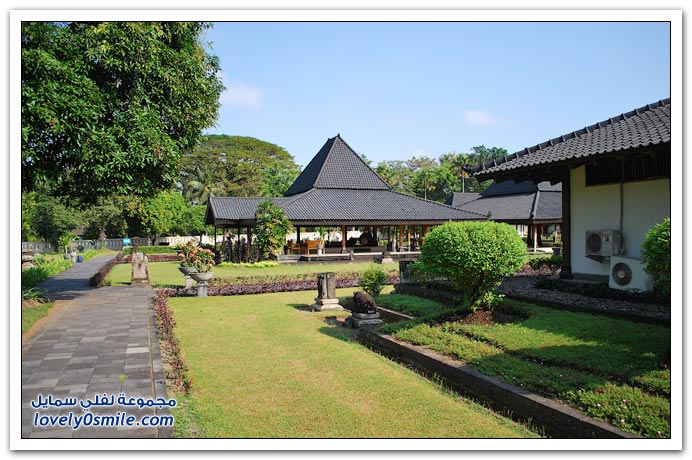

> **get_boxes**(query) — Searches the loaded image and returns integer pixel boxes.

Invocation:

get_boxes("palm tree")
[182,162,227,205]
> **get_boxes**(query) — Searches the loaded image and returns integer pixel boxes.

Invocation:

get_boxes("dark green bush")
[417,221,526,310]
[641,218,671,296]
[527,253,562,270]
[123,245,179,255]
[359,265,388,296]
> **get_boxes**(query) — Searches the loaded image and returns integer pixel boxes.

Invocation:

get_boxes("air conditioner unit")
[585,230,623,262]
[609,256,652,292]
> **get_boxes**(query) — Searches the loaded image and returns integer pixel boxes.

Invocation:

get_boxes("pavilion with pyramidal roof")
[205,134,485,258]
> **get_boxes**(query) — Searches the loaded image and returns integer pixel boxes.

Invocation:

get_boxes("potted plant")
[553,242,562,255]
[57,232,75,260]
[176,240,199,275]
[189,246,216,282]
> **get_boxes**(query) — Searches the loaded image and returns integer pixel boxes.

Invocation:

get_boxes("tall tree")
[22,21,224,202]
[184,135,300,198]
[182,162,227,205]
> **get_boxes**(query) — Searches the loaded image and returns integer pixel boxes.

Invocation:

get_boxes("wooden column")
[560,169,573,279]
[407,225,411,251]
[296,226,301,242]
[398,224,403,250]
[532,224,538,252]
[341,225,347,252]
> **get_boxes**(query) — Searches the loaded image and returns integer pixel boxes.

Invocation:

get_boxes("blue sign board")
[123,238,132,246]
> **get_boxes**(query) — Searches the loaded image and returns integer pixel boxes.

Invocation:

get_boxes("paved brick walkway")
[21,254,172,438]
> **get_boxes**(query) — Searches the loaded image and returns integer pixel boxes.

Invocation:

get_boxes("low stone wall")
[359,329,639,439]
[375,306,415,323]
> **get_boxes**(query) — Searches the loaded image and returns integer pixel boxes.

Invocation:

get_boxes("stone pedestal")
[379,251,394,264]
[196,282,209,297]
[184,275,193,289]
[346,311,384,328]
[311,272,344,311]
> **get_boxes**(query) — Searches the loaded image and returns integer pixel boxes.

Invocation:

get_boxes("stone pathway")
[21,254,172,438]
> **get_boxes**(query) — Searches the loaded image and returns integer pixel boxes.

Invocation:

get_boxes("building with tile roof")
[465,99,671,282]
[206,134,486,254]
[446,181,562,251]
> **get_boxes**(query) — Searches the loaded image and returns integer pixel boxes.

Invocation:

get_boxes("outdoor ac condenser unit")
[609,256,652,292]
[585,230,623,261]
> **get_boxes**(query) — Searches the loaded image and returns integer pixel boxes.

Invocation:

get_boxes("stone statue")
[352,291,377,314]
[131,246,149,285]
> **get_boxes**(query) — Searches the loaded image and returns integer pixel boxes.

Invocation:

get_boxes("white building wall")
[570,166,670,277]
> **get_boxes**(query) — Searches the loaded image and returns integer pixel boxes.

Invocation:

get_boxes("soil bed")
[434,307,525,326]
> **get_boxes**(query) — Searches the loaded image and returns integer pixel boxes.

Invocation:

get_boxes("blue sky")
[204,21,670,167]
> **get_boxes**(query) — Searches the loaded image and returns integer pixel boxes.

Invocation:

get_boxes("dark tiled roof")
[284,135,390,196]
[445,192,481,207]
[471,98,671,180]
[482,180,561,197]
[449,180,562,223]
[207,134,487,226]
[207,189,486,226]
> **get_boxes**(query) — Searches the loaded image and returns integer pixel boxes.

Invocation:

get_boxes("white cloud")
[220,75,263,110]
[464,110,499,127]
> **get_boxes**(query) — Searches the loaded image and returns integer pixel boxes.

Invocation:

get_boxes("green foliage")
[527,254,563,270]
[359,265,388,296]
[391,299,671,438]
[253,201,292,261]
[123,246,179,255]
[133,190,188,243]
[22,302,54,334]
[183,135,301,199]
[21,257,72,289]
[27,192,81,247]
[641,218,671,296]
[375,293,449,317]
[417,221,526,310]
[374,146,507,201]
[22,22,224,201]
[217,261,279,269]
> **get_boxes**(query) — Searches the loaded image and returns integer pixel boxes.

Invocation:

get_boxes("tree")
[22,22,224,202]
[182,162,227,205]
[641,218,671,296]
[253,201,292,261]
[28,194,82,248]
[416,221,526,310]
[132,191,188,245]
[82,196,128,244]
[184,135,300,198]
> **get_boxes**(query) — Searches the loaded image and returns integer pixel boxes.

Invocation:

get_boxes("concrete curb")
[359,328,640,439]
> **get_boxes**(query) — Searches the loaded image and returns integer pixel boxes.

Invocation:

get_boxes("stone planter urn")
[553,247,562,255]
[178,266,198,276]
[190,271,213,283]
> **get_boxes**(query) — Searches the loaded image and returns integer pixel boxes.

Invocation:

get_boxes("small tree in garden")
[641,217,671,296]
[360,265,388,296]
[253,201,292,261]
[417,221,526,310]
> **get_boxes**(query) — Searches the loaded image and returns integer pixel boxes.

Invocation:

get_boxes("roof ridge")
[312,136,337,189]
[322,135,391,190]
[469,98,671,174]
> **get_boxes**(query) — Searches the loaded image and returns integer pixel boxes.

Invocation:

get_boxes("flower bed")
[121,254,180,263]
[164,273,400,297]
[89,252,124,286]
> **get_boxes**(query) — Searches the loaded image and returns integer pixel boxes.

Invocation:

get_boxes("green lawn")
[166,288,538,438]
[22,302,54,334]
[107,261,397,287]
[387,298,670,438]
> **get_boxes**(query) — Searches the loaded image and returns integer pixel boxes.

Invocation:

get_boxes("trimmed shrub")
[123,245,179,255]
[359,265,388,296]
[253,201,292,261]
[641,218,671,296]
[417,221,526,310]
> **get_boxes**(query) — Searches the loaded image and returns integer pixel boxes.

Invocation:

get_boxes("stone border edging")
[359,328,640,439]
[375,306,415,323]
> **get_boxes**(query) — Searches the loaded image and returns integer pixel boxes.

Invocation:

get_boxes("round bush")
[359,265,388,296]
[641,218,670,296]
[417,221,526,309]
